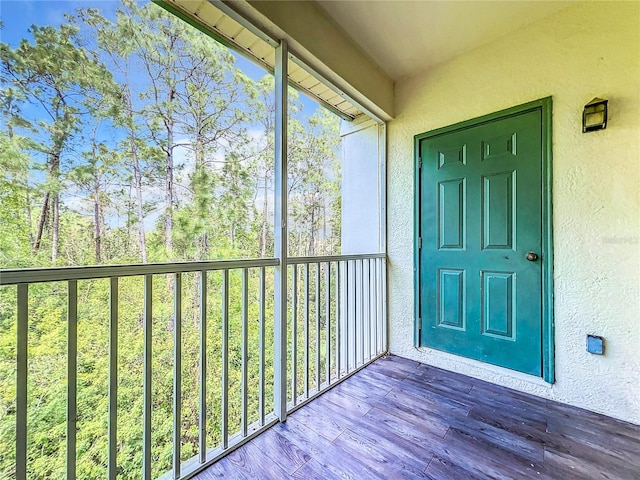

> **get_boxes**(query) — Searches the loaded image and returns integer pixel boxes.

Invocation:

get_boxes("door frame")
[413,97,555,383]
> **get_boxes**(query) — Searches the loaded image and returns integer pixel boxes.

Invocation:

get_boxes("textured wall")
[387,1,640,424]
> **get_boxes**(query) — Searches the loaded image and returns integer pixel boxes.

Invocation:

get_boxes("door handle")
[526,252,539,262]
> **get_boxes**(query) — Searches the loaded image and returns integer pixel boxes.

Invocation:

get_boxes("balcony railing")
[0,253,386,480]
[287,255,387,412]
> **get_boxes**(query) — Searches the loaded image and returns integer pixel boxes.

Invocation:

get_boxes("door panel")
[419,110,543,376]
[438,178,465,249]
[438,268,465,330]
[482,171,514,250]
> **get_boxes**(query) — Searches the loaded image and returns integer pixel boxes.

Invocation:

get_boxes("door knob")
[526,252,539,262]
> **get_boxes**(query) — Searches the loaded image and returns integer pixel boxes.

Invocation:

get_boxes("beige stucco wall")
[387,1,640,424]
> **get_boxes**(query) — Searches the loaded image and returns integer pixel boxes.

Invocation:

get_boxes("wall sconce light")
[582,97,608,133]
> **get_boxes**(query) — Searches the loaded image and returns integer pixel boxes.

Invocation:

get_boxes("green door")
[418,109,544,376]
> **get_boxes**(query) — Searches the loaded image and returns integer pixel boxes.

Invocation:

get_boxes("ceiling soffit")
[162,0,364,120]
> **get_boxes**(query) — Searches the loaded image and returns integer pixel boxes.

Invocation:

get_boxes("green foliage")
[1,22,120,263]
[0,1,343,478]
[0,133,33,266]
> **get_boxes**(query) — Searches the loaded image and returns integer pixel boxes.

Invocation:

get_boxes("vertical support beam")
[67,280,77,480]
[16,284,28,480]
[108,278,118,480]
[273,39,288,422]
[199,271,207,463]
[173,274,182,478]
[143,275,152,480]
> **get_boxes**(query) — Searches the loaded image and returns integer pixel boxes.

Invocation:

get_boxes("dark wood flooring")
[194,355,640,480]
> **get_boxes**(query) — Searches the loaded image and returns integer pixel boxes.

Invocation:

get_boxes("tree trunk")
[51,193,59,262]
[35,145,62,254]
[308,206,316,257]
[124,67,147,263]
[192,272,200,328]
[93,180,102,264]
[132,155,147,263]
[322,203,327,256]
[25,178,34,250]
[261,170,269,257]
[165,157,173,253]
[130,140,147,264]
[194,132,208,261]
[201,233,208,258]
[34,192,50,252]
[39,148,62,261]
[165,115,175,255]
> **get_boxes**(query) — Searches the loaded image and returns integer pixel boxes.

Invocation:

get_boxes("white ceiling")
[316,0,576,80]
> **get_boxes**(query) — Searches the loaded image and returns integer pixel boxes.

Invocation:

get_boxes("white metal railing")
[287,254,387,412]
[0,253,386,479]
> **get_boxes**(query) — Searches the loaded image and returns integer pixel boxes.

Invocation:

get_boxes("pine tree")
[0,23,115,262]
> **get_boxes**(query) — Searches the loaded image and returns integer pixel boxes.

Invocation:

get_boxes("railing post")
[291,265,298,406]
[259,267,266,425]
[172,274,181,479]
[67,280,77,480]
[221,270,229,448]
[108,278,118,480]
[16,284,28,480]
[199,271,207,464]
[274,39,288,422]
[304,264,310,398]
[143,275,152,480]
[241,268,248,436]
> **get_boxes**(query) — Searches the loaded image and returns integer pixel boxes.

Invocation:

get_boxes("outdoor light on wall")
[582,97,608,133]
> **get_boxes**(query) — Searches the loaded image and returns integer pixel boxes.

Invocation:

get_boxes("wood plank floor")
[194,355,640,480]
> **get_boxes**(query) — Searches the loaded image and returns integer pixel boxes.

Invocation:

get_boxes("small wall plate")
[587,335,604,355]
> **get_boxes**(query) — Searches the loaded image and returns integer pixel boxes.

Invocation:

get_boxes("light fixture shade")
[582,98,608,133]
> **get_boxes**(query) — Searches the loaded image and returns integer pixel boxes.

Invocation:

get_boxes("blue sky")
[1,0,325,230]
[0,0,318,111]
[2,1,119,43]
